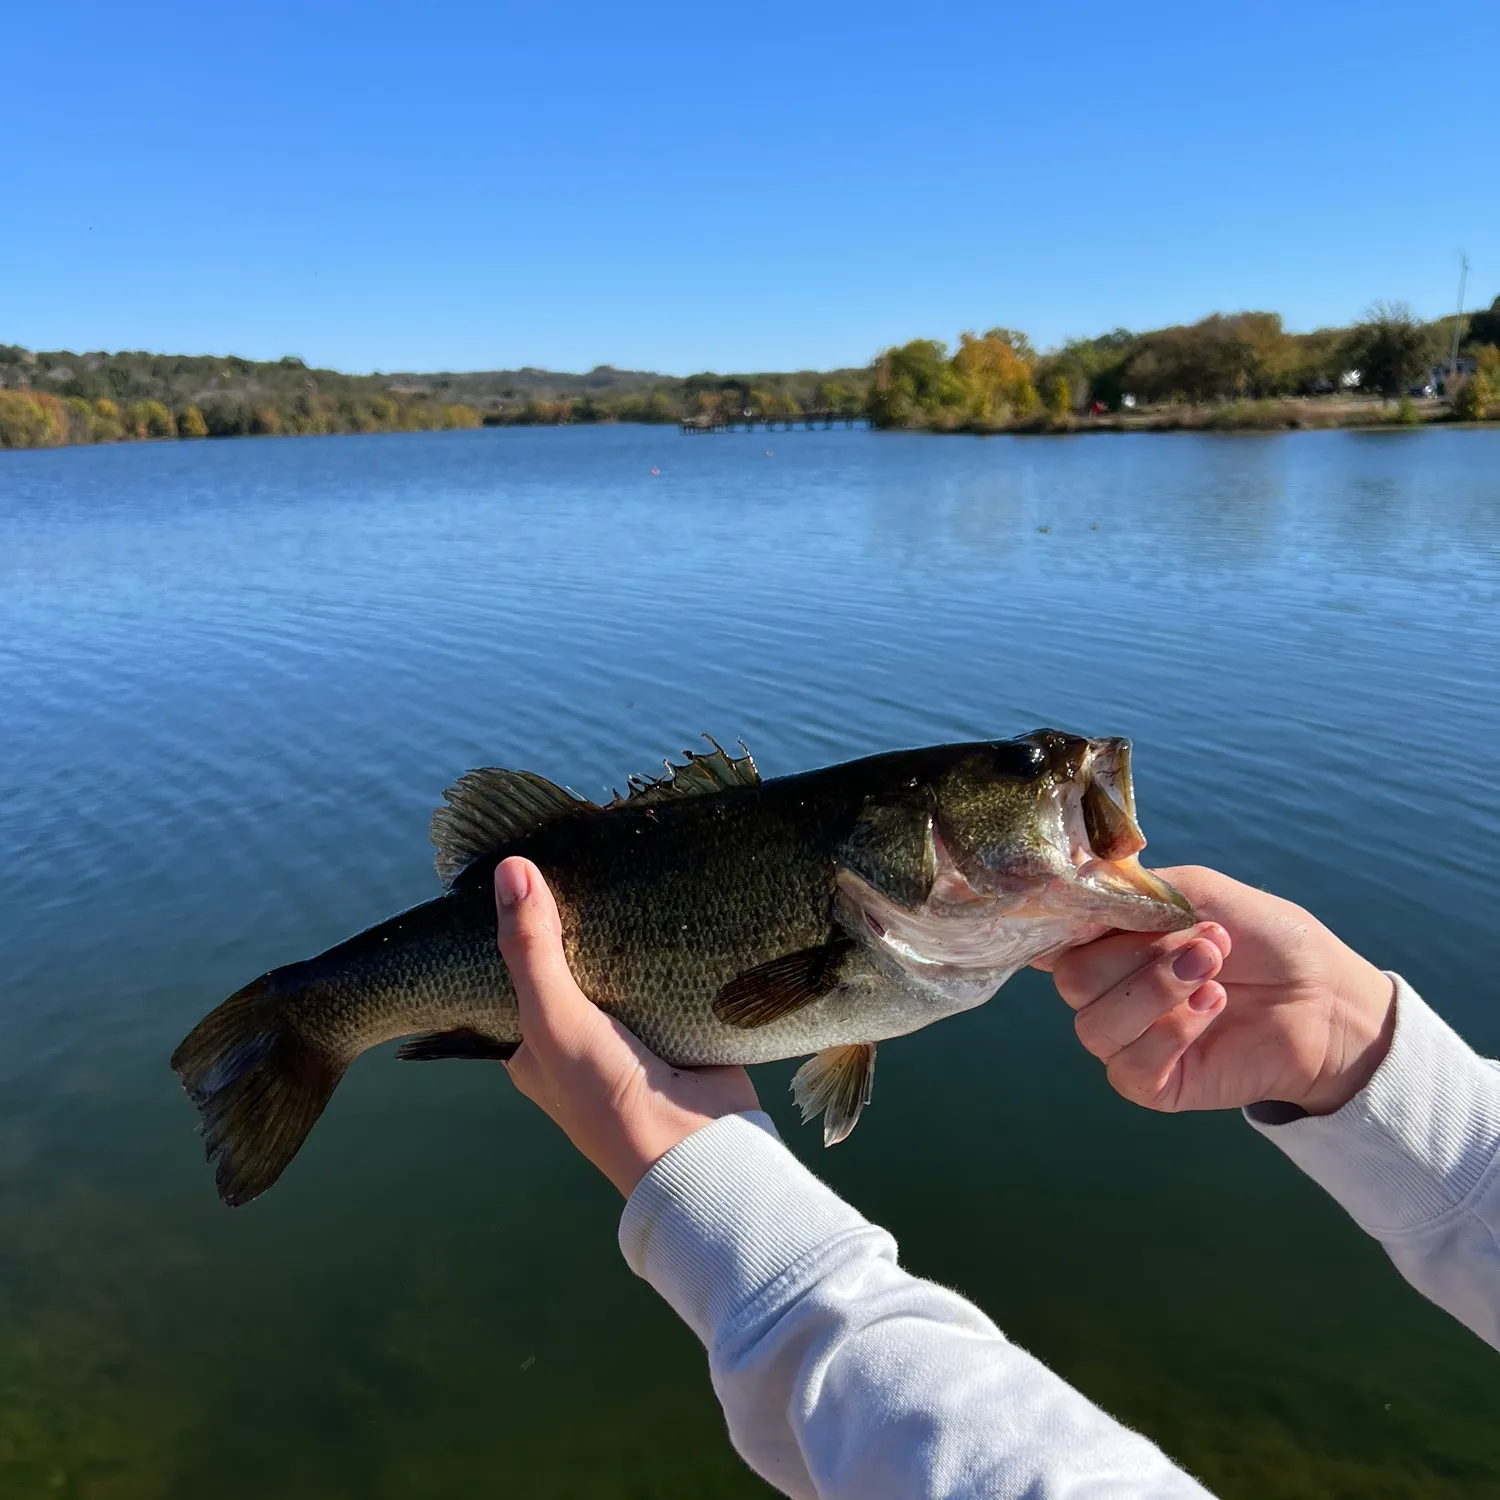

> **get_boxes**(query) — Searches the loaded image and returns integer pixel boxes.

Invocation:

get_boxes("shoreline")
[2,396,1495,454]
[880,395,1489,437]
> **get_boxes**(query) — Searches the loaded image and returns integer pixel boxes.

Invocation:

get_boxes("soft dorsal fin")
[432,769,595,888]
[608,735,759,810]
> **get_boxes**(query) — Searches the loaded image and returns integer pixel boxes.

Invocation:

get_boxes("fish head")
[929,729,1194,933]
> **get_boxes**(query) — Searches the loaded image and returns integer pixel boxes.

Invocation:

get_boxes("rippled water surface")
[3,425,1500,1498]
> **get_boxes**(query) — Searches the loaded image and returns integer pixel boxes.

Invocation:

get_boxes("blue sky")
[5,2,1495,374]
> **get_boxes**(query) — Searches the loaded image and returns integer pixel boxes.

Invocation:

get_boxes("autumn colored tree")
[91,398,125,441]
[952,330,1036,423]
[123,400,176,438]
[0,390,69,447]
[176,404,209,437]
[1452,373,1492,421]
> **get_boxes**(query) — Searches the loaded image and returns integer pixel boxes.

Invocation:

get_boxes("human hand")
[1038,866,1396,1116]
[494,857,760,1196]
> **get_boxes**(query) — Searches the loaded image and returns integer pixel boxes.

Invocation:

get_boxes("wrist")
[609,1104,734,1198]
[1298,962,1398,1116]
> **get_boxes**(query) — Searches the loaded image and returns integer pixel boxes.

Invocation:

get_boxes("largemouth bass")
[173,729,1193,1205]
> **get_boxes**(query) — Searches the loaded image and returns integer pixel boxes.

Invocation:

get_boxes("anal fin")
[791,1043,876,1147]
[712,939,855,1029]
[395,1028,519,1063]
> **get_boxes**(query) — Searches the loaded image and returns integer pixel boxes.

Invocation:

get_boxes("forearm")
[619,1113,1212,1500]
[1246,976,1500,1349]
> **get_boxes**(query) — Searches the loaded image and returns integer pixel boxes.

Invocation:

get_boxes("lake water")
[3,424,1499,1499]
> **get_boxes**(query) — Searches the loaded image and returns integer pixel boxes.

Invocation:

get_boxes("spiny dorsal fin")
[713,939,855,1029]
[432,769,596,889]
[607,735,759,810]
[792,1043,877,1148]
[432,736,758,889]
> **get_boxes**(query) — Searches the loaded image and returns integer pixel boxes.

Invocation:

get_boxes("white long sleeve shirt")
[617,977,1500,1499]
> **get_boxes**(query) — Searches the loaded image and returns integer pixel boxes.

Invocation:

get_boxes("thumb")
[494,857,597,1051]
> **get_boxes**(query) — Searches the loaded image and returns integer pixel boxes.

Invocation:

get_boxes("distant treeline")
[3,296,1497,450]
[0,347,871,448]
[871,299,1500,432]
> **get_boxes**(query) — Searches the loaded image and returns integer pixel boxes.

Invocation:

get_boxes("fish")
[172,729,1194,1206]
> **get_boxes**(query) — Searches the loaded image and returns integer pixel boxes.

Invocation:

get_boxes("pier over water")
[679,411,869,433]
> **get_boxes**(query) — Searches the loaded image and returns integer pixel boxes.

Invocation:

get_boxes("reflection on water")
[2,425,1499,1497]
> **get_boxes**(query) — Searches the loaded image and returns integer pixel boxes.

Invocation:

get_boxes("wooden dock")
[679,411,867,434]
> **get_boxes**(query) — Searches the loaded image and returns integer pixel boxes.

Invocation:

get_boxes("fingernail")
[496,859,529,909]
[1188,982,1222,1013]
[1173,941,1216,983]
[1200,923,1231,958]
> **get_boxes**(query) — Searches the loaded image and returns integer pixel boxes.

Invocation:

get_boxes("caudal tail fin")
[170,973,345,1207]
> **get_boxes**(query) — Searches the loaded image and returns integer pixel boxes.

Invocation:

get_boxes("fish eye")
[991,740,1048,781]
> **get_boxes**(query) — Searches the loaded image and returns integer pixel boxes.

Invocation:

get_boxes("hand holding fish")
[495,856,759,1196]
[1044,866,1397,1116]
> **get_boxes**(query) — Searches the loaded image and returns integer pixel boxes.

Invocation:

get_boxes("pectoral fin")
[792,1043,877,1147]
[712,939,855,1029]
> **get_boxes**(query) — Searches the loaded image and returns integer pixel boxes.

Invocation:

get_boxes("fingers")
[1052,921,1230,1013]
[1072,930,1226,1060]
[1105,984,1225,1108]
[494,858,600,1055]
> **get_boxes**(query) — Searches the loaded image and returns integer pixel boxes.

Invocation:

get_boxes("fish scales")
[172,731,1195,1205]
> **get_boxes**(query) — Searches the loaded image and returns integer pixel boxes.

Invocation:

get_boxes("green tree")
[1119,313,1292,404]
[1044,374,1071,419]
[64,396,96,442]
[1285,328,1347,392]
[1343,303,1436,399]
[201,401,251,436]
[869,340,960,427]
[1466,295,1500,348]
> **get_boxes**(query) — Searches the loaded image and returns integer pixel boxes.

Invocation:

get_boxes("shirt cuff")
[1244,975,1500,1234]
[618,1111,873,1344]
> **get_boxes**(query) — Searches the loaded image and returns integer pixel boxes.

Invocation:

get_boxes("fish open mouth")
[1060,737,1194,924]
[837,734,1192,991]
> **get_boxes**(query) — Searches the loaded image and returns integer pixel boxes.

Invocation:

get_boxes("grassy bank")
[956,394,1494,436]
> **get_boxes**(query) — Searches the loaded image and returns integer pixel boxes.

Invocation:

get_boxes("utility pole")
[1449,253,1468,384]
